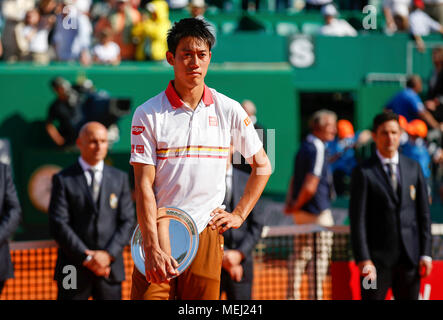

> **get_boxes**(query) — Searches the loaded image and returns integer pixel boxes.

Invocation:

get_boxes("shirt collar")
[376,149,399,165]
[165,80,214,109]
[78,156,104,173]
[307,133,325,145]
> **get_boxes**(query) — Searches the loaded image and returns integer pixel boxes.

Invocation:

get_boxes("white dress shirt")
[78,156,104,188]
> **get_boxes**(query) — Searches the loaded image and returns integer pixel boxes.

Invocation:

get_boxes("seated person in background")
[327,119,371,196]
[95,0,141,61]
[318,4,358,37]
[92,27,121,65]
[16,9,51,64]
[132,0,170,61]
[383,0,411,33]
[52,0,92,65]
[385,75,443,132]
[409,0,443,52]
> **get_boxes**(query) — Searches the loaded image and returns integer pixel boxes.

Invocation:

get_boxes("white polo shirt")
[130,81,263,233]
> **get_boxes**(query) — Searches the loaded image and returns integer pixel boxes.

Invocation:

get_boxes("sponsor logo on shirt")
[131,144,135,153]
[136,145,144,153]
[209,116,218,127]
[132,126,145,135]
[244,117,251,127]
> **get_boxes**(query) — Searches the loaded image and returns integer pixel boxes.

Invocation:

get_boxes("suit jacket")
[48,161,135,282]
[0,163,22,282]
[223,167,264,282]
[349,153,432,268]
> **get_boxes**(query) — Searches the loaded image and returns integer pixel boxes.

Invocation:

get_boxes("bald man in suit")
[49,122,135,300]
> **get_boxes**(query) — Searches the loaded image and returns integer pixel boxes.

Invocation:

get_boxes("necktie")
[386,162,398,193]
[88,168,100,203]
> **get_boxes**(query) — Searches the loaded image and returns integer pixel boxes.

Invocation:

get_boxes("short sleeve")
[307,142,325,177]
[130,106,157,166]
[428,15,442,32]
[411,93,425,113]
[230,102,263,159]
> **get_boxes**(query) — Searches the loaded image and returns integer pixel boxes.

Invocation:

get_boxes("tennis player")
[129,18,272,300]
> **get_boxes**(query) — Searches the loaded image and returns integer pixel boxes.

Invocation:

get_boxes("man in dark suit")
[49,121,135,300]
[349,111,433,300]
[0,163,22,294]
[221,146,265,300]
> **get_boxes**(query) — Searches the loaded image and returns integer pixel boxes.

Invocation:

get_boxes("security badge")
[110,193,118,209]
[410,185,416,201]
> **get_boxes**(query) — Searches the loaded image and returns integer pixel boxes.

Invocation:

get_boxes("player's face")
[77,127,109,165]
[167,37,211,88]
[373,120,401,158]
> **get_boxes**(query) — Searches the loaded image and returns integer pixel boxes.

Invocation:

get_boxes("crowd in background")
[2,0,443,65]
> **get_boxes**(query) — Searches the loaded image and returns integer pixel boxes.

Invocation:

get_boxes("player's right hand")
[144,246,179,283]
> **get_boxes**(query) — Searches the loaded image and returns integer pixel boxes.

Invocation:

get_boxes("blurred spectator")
[327,120,372,196]
[76,0,92,14]
[131,0,170,61]
[409,0,443,52]
[385,75,443,132]
[424,0,443,24]
[95,0,141,60]
[425,46,443,124]
[167,0,189,10]
[1,0,36,62]
[318,4,358,37]
[233,99,267,174]
[0,163,22,296]
[37,0,57,45]
[285,110,337,300]
[90,0,115,24]
[188,0,216,39]
[52,0,92,64]
[15,9,51,64]
[45,77,83,147]
[402,119,432,180]
[426,46,443,111]
[304,0,333,11]
[242,0,260,11]
[383,0,411,33]
[92,27,121,65]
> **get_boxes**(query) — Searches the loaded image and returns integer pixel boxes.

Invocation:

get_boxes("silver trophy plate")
[131,207,199,278]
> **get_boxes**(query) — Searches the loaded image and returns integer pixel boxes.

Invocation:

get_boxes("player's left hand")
[209,207,244,234]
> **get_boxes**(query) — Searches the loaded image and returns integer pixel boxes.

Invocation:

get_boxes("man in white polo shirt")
[130,18,272,300]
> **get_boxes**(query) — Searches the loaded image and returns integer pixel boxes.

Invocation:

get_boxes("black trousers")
[220,260,253,300]
[57,275,122,300]
[360,259,421,300]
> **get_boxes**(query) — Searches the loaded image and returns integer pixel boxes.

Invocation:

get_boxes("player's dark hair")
[372,111,399,132]
[167,18,215,55]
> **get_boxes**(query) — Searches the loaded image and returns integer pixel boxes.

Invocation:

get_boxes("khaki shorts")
[131,225,224,300]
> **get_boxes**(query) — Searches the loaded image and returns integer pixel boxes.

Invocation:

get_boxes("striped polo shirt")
[130,81,263,233]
